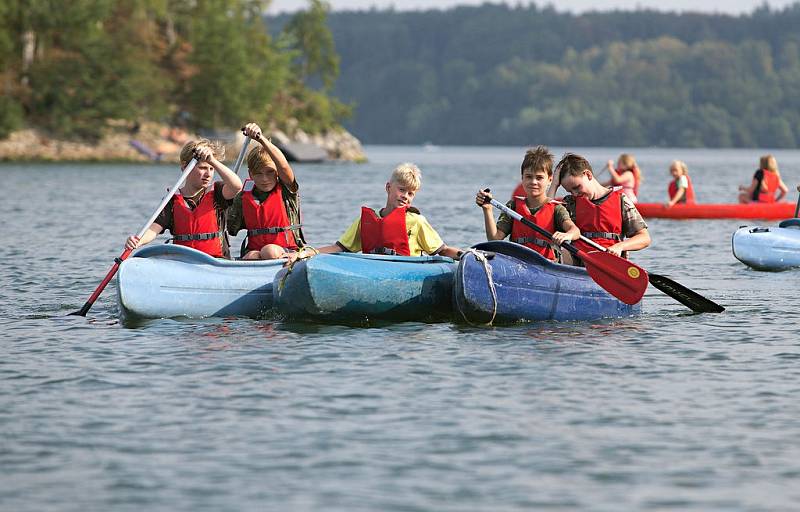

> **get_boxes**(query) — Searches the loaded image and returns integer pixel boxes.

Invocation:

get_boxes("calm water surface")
[2,146,800,511]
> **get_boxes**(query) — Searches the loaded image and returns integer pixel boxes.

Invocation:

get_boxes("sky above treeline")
[267,0,797,14]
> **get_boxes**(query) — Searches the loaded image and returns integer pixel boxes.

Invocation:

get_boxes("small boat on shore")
[636,202,795,220]
[732,219,800,271]
[117,244,283,320]
[454,241,641,324]
[273,252,456,323]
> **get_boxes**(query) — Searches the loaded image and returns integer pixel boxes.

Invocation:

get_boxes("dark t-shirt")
[155,181,233,258]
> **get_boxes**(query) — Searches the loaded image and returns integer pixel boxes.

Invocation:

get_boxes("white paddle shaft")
[134,158,198,239]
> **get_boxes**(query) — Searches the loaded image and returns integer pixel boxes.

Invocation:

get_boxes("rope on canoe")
[460,249,498,326]
[277,246,319,292]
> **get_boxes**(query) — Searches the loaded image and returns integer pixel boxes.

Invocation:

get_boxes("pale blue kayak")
[732,218,800,271]
[117,244,284,319]
[273,252,456,323]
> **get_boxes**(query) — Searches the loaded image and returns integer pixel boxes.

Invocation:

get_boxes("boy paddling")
[125,139,243,258]
[227,122,306,259]
[476,145,579,261]
[286,163,462,264]
[554,153,650,259]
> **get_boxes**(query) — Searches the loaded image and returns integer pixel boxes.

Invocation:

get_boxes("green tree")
[282,0,339,91]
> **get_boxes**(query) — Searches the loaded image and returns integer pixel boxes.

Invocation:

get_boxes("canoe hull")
[637,202,795,220]
[732,223,800,271]
[117,245,283,319]
[274,253,456,322]
[455,241,640,324]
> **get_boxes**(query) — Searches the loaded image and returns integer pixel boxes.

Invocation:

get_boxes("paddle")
[576,234,725,314]
[232,134,251,176]
[483,193,648,305]
[70,157,200,316]
[795,185,800,217]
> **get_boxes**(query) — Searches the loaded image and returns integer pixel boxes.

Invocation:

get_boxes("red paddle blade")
[580,249,649,305]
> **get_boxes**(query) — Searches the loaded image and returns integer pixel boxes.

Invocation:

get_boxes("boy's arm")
[196,146,243,200]
[608,228,651,257]
[243,122,296,191]
[476,190,507,240]
[125,223,163,250]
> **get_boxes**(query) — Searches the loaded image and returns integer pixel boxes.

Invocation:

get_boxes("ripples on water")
[2,148,800,511]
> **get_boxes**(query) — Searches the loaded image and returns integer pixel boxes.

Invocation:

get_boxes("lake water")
[2,146,800,511]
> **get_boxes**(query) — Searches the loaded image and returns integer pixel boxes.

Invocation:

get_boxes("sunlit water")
[2,146,800,511]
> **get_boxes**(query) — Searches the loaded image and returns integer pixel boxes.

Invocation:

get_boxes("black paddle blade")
[649,273,725,313]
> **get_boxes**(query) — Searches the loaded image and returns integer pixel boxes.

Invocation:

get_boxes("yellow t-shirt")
[337,208,445,256]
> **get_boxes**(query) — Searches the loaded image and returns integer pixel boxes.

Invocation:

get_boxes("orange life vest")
[360,206,411,256]
[574,189,624,250]
[667,175,696,204]
[241,180,299,252]
[172,183,224,257]
[755,169,779,203]
[510,197,557,261]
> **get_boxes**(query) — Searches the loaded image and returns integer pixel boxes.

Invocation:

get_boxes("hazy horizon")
[268,0,798,14]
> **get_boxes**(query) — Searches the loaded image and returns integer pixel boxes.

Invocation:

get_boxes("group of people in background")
[123,123,790,269]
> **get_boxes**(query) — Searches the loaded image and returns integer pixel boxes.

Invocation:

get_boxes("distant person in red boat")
[603,153,642,203]
[476,145,579,262]
[227,122,306,260]
[125,139,243,258]
[555,153,650,259]
[284,163,463,265]
[665,160,696,207]
[738,154,788,203]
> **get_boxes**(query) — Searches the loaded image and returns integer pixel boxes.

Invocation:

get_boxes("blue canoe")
[454,241,641,324]
[732,218,800,271]
[273,252,456,323]
[117,244,284,320]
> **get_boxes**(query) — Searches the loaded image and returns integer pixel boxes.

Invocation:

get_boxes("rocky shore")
[0,121,367,163]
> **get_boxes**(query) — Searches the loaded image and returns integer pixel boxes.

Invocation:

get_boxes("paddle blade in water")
[648,273,725,313]
[580,250,649,305]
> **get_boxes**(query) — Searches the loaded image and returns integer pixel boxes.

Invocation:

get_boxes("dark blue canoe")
[454,241,641,324]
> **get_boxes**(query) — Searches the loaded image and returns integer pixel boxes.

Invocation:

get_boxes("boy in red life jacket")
[125,139,243,258]
[554,153,650,259]
[738,154,788,204]
[226,122,305,259]
[475,145,579,261]
[665,160,696,207]
[285,163,463,265]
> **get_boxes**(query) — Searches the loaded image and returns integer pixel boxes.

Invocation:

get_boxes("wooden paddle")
[575,234,724,313]
[70,157,200,316]
[794,184,800,217]
[484,194,648,305]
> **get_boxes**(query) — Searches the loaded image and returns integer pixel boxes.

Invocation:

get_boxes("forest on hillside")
[0,0,348,142]
[294,2,800,147]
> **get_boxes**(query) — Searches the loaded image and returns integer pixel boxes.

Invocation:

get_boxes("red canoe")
[636,202,796,220]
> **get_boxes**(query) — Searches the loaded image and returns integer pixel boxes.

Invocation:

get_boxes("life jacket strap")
[368,247,398,255]
[583,231,622,241]
[247,224,302,236]
[511,237,550,248]
[172,231,223,241]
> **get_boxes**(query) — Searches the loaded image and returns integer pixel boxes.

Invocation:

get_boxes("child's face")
[522,168,551,199]
[385,180,417,210]
[560,170,595,199]
[186,161,215,190]
[250,166,279,192]
[669,165,681,178]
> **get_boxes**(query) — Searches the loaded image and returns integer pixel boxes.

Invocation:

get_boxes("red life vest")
[510,197,557,260]
[574,189,624,250]
[172,183,224,257]
[360,206,411,256]
[755,169,779,203]
[667,175,696,204]
[241,180,299,251]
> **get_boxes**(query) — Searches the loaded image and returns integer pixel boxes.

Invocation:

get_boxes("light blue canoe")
[732,218,800,271]
[117,244,284,319]
[455,241,641,324]
[273,253,456,323]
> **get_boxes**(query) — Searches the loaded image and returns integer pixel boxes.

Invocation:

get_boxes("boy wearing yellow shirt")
[286,163,462,264]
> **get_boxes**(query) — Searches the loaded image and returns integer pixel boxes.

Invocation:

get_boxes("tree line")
[314,2,800,147]
[0,0,348,141]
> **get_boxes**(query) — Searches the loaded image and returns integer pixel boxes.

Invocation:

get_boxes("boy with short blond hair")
[227,122,305,259]
[287,162,462,264]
